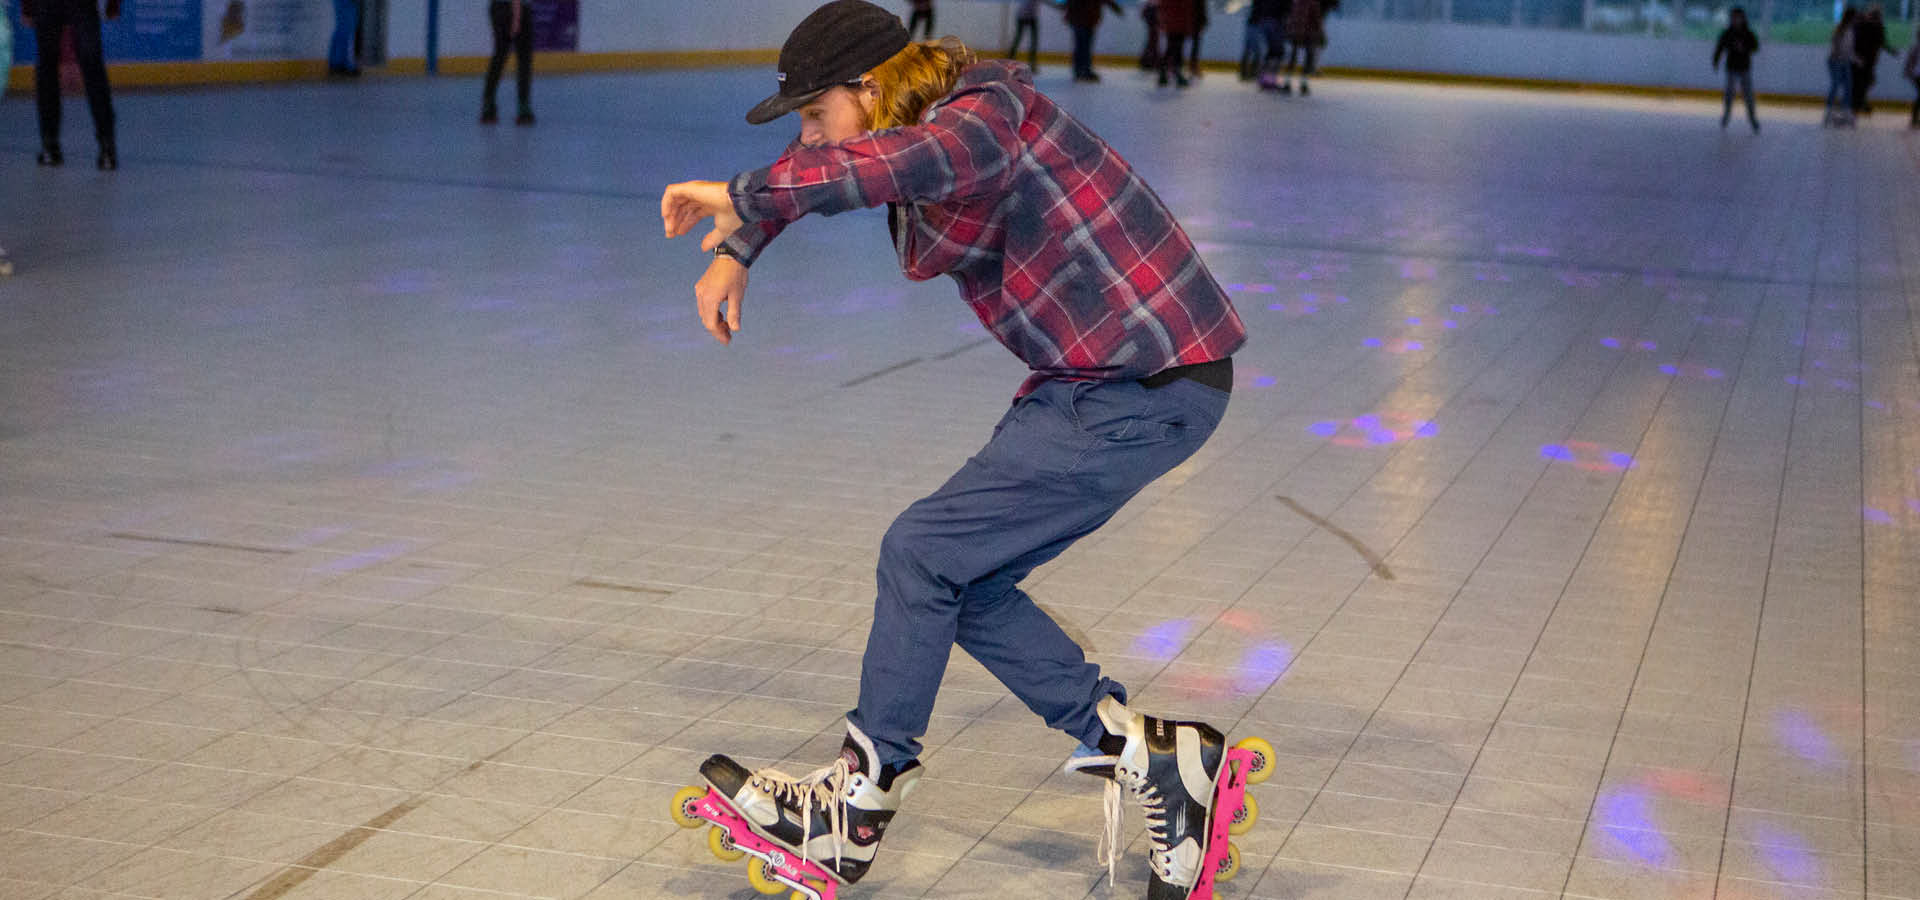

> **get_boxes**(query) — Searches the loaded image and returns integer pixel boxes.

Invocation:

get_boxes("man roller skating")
[660,2,1267,896]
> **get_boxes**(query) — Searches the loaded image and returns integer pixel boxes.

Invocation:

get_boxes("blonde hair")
[863,37,979,130]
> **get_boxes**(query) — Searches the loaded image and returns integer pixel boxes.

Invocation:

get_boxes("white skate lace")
[749,757,855,871]
[1097,766,1170,887]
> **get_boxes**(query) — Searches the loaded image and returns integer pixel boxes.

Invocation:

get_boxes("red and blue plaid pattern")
[723,61,1246,396]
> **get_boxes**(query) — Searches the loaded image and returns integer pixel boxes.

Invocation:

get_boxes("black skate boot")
[1067,695,1226,899]
[699,720,921,885]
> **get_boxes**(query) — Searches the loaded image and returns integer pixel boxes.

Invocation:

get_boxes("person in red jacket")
[661,4,1250,896]
[20,0,119,169]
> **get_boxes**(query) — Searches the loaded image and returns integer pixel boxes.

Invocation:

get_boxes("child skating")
[659,2,1271,897]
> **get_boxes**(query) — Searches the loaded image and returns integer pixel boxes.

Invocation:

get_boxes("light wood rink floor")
[1,63,1918,900]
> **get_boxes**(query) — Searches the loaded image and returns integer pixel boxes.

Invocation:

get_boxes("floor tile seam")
[1695,252,1832,899]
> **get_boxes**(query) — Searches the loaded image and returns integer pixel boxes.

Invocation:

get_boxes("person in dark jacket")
[1850,4,1899,114]
[1065,0,1122,81]
[480,0,535,125]
[1157,0,1194,87]
[1252,0,1291,88]
[1711,6,1760,132]
[20,0,119,169]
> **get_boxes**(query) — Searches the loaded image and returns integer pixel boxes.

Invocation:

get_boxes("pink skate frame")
[1188,745,1256,900]
[688,787,840,900]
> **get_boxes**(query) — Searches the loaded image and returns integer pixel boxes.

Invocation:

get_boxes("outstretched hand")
[661,180,744,253]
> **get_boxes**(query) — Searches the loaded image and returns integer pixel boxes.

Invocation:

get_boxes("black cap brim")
[745,87,825,126]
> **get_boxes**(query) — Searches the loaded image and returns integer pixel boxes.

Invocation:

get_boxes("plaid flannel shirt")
[721,61,1245,397]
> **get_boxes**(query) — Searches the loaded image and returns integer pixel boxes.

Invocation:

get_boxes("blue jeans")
[850,375,1232,767]
[330,0,359,71]
[1723,69,1755,124]
[1826,58,1852,114]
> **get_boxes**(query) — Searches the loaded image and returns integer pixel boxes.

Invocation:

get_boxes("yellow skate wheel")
[707,825,746,862]
[747,857,787,895]
[1215,841,1242,882]
[1228,793,1258,835]
[670,785,707,829]
[1234,736,1276,785]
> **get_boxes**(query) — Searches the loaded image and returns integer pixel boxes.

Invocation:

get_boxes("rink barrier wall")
[4,48,1835,103]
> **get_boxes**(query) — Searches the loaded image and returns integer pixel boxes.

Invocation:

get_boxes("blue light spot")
[1748,823,1820,883]
[1368,430,1396,444]
[1134,619,1195,661]
[1596,787,1672,865]
[1308,421,1339,437]
[1353,415,1381,429]
[1362,338,1383,348]
[1406,317,1422,326]
[1786,376,1805,386]
[1607,452,1635,469]
[1601,338,1622,348]
[1658,364,1678,375]
[1637,341,1657,351]
[1405,341,1425,351]
[1443,320,1459,329]
[1252,375,1277,387]
[1704,368,1725,379]
[1450,305,1467,313]
[1541,444,1575,462]
[1267,303,1287,311]
[1414,422,1439,438]
[1234,641,1295,693]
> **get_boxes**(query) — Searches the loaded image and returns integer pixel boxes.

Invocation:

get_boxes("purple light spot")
[1637,341,1657,351]
[1813,360,1828,369]
[1406,317,1422,326]
[1368,430,1396,444]
[1308,421,1340,437]
[1596,787,1673,865]
[1659,364,1679,375]
[1607,452,1636,469]
[1252,375,1277,388]
[1267,303,1287,311]
[1703,368,1725,379]
[1413,422,1439,438]
[1541,444,1576,462]
[1302,293,1319,302]
[1405,341,1425,351]
[1450,305,1467,313]
[1830,379,1854,390]
[1774,709,1843,767]
[1601,338,1622,348]
[1362,338,1383,348]
[1908,499,1920,515]
[1867,401,1886,410]
[1234,641,1295,693]
[1353,415,1381,429]
[1443,319,1459,329]
[1302,306,1318,314]
[1747,823,1820,883]
[1134,619,1195,660]
[1227,283,1247,291]
[1786,376,1805,386]
[1335,296,1351,304]
[1865,507,1894,525]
